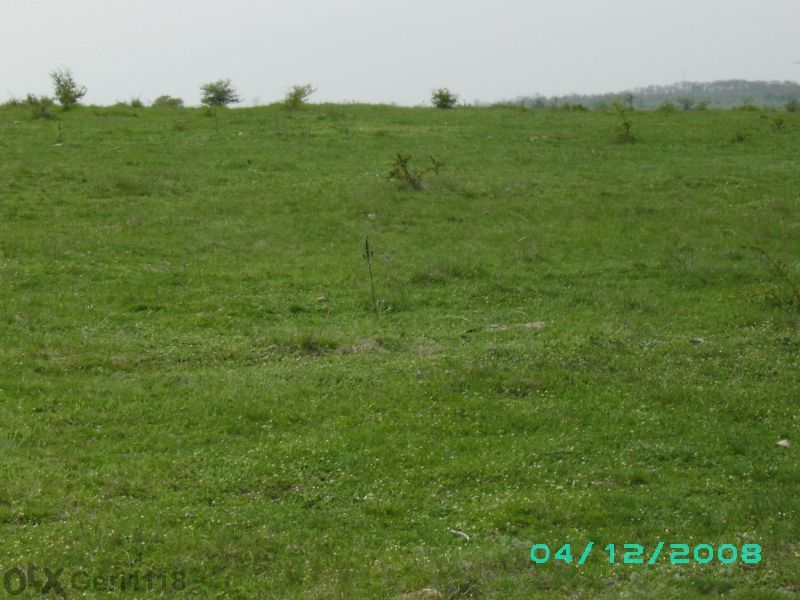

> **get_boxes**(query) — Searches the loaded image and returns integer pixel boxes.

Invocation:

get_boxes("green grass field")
[1,102,798,598]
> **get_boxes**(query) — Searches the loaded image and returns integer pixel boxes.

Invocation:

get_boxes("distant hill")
[513,80,800,110]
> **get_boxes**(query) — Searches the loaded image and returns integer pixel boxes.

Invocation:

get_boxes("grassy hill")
[1,102,799,598]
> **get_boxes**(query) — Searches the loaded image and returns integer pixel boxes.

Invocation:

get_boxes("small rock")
[396,589,442,600]
[776,439,791,449]
[367,213,377,220]
[337,338,383,354]
[690,338,704,345]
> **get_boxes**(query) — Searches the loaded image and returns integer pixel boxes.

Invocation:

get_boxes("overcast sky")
[3,0,799,106]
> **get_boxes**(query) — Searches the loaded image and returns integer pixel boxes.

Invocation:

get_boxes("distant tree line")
[510,80,800,110]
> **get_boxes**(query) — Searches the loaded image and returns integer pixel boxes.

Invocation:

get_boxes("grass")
[0,102,798,598]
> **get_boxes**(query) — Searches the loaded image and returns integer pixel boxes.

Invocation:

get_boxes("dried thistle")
[388,154,444,190]
[363,236,379,317]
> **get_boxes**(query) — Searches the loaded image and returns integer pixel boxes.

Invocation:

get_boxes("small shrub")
[678,97,694,111]
[561,103,587,111]
[153,95,184,108]
[388,154,444,190]
[611,100,635,144]
[200,79,241,107]
[695,99,710,111]
[771,115,785,131]
[738,100,759,111]
[431,88,458,109]
[129,97,144,108]
[729,130,747,143]
[283,84,316,110]
[786,99,799,112]
[658,101,676,113]
[746,246,800,309]
[25,94,55,119]
[50,67,87,109]
[200,80,240,135]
